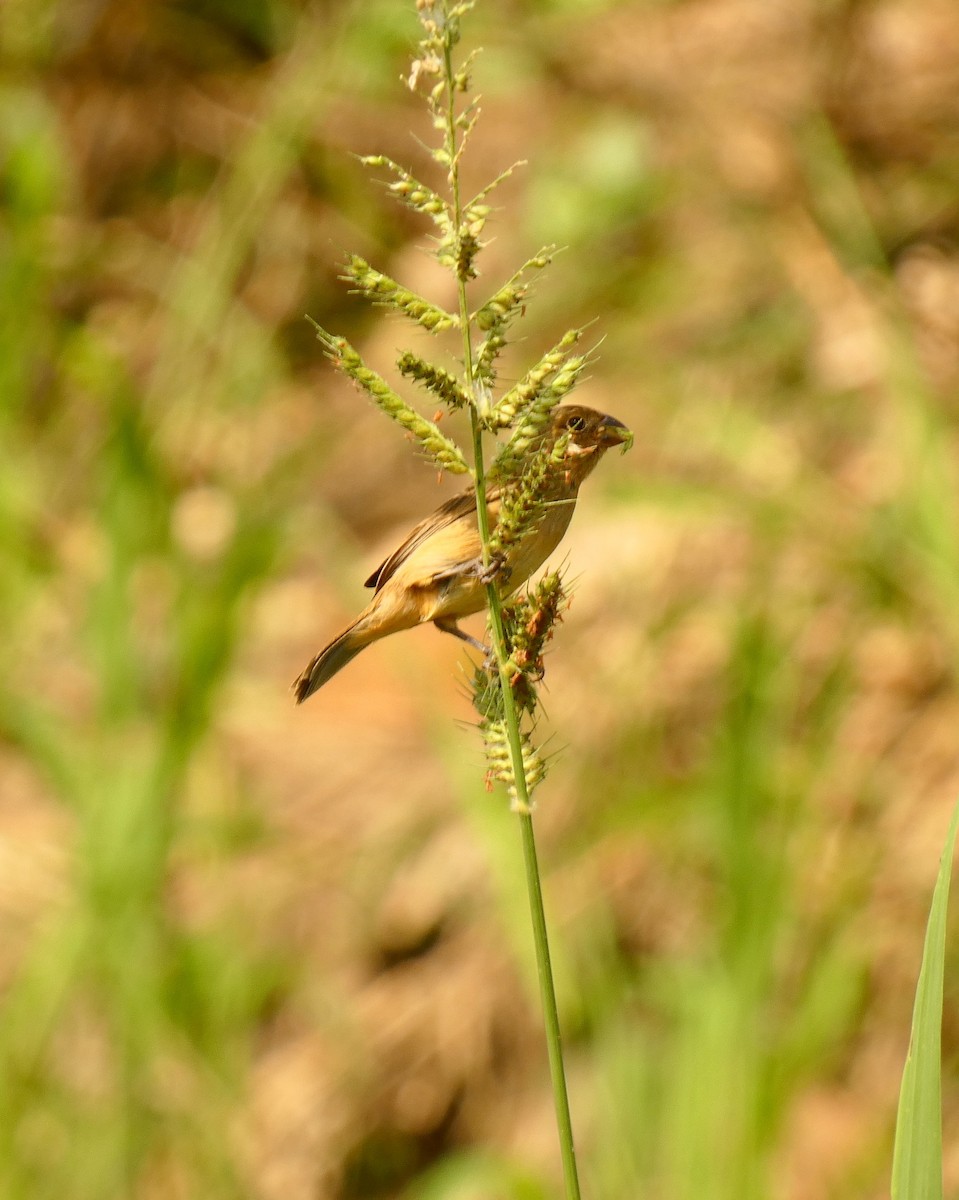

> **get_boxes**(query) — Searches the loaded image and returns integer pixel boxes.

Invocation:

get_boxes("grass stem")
[441,19,582,1199]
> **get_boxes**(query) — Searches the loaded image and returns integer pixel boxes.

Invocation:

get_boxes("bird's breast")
[500,494,577,591]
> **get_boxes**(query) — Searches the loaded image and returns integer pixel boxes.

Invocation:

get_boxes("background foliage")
[2,0,959,1197]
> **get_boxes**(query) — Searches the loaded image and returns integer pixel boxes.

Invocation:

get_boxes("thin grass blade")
[891,798,959,1200]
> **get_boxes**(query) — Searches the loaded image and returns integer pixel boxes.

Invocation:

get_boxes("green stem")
[441,19,582,1200]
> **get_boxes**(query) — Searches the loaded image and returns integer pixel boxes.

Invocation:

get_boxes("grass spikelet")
[359,155,451,233]
[481,717,545,813]
[447,162,526,280]
[503,571,567,679]
[472,248,557,384]
[490,352,589,477]
[498,571,568,714]
[454,229,482,281]
[397,351,470,410]
[471,571,567,798]
[485,328,584,430]
[487,449,551,567]
[463,161,526,223]
[342,255,458,333]
[472,248,556,331]
[310,322,469,474]
[474,325,509,387]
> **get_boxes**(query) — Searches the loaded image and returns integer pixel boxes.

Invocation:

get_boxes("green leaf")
[891,798,959,1200]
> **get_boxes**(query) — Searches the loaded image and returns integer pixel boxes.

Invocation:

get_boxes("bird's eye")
[566,414,588,432]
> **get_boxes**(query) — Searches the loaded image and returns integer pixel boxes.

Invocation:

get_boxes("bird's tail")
[293,619,370,703]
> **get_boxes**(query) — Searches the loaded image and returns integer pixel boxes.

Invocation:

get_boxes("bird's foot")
[434,618,490,656]
[466,554,509,587]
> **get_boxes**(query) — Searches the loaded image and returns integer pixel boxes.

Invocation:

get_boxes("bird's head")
[548,405,633,484]
[551,404,632,450]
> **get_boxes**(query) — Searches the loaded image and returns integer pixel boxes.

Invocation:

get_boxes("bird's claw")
[469,554,510,587]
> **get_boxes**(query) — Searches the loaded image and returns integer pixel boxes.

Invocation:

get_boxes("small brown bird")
[293,404,631,702]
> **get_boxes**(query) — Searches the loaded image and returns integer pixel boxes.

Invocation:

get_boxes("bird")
[293,404,631,702]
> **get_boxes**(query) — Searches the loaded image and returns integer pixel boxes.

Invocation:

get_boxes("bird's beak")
[598,414,633,453]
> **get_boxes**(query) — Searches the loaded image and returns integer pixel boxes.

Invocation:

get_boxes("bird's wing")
[364,488,502,591]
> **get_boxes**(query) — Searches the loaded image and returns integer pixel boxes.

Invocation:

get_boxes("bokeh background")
[3,0,959,1196]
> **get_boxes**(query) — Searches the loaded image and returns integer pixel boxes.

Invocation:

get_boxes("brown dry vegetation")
[3,0,959,1197]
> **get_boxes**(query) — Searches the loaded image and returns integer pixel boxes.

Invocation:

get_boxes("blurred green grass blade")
[891,799,959,1200]
[406,1149,548,1200]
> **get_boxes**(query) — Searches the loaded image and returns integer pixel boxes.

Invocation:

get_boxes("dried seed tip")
[413,0,474,61]
[342,255,458,334]
[407,52,443,90]
[397,351,471,410]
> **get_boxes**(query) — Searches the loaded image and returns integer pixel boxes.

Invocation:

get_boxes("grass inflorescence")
[306,2,598,1192]
[310,1,592,818]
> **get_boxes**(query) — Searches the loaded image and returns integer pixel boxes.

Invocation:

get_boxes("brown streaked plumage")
[293,404,631,702]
